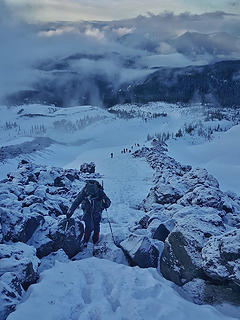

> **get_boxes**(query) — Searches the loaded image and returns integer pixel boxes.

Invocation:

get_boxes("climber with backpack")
[66,180,111,247]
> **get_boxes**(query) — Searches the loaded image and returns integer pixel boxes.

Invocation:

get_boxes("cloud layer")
[1,2,240,106]
[4,0,240,22]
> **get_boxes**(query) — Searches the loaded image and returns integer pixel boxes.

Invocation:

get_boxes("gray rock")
[160,209,225,286]
[152,224,170,242]
[50,218,84,258]
[182,278,240,305]
[121,234,160,268]
[179,186,224,210]
[202,229,240,286]
[138,215,150,229]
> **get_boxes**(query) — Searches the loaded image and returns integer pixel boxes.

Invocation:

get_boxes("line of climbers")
[110,143,141,158]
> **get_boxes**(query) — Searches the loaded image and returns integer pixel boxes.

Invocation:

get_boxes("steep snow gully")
[1,104,240,320]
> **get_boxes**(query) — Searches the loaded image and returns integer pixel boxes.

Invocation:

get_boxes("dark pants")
[83,212,101,243]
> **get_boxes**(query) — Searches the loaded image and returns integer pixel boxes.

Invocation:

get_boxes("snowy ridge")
[132,140,240,306]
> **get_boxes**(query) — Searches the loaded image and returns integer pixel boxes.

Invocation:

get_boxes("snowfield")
[1,102,240,320]
[7,258,237,320]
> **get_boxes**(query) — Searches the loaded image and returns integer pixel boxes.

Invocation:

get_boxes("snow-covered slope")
[7,258,237,320]
[1,102,240,320]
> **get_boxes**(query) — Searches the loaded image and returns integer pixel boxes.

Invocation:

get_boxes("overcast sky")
[4,0,240,22]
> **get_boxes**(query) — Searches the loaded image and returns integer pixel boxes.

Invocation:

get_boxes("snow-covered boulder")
[29,217,84,259]
[50,218,84,258]
[0,273,24,320]
[0,208,44,243]
[121,234,160,268]
[80,162,95,174]
[181,167,219,191]
[0,242,39,289]
[202,229,240,285]
[142,183,183,211]
[160,209,225,286]
[182,278,240,305]
[179,185,224,210]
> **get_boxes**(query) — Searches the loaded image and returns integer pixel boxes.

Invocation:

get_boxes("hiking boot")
[92,232,99,244]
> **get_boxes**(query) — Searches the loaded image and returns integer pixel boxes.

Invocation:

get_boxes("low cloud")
[1,3,240,106]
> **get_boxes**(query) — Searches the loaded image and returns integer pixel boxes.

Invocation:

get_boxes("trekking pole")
[106,209,117,245]
[62,219,69,248]
[101,180,117,246]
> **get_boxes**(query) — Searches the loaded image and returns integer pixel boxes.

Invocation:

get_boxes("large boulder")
[179,186,224,210]
[160,209,225,286]
[202,229,240,286]
[0,273,24,320]
[182,278,240,306]
[0,242,39,290]
[121,234,160,268]
[29,217,84,259]
[0,208,44,243]
[50,218,84,258]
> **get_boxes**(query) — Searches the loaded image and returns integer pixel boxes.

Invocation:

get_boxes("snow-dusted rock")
[50,217,84,258]
[160,208,225,286]
[80,162,95,174]
[0,208,44,243]
[179,185,224,210]
[29,217,84,259]
[182,278,240,305]
[0,272,24,320]
[121,234,160,268]
[202,229,240,285]
[0,242,39,289]
[142,183,183,211]
[152,223,170,241]
[182,167,219,191]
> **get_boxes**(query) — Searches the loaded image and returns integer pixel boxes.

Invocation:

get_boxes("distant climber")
[66,180,111,246]
[110,152,114,158]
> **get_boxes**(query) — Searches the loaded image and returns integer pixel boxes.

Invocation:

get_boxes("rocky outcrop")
[134,141,240,305]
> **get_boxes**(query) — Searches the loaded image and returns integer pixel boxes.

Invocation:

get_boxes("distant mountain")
[171,31,240,57]
[6,60,240,107]
[116,60,240,107]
